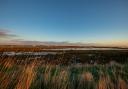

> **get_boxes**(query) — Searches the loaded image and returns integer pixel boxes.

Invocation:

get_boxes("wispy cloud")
[0,28,128,48]
[0,38,128,47]
[0,29,17,39]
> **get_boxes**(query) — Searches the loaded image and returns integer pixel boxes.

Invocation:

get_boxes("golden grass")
[0,59,128,89]
[118,77,128,89]
[15,62,36,89]
[97,74,114,89]
[82,72,93,81]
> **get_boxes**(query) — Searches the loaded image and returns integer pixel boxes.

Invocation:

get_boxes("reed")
[0,58,128,89]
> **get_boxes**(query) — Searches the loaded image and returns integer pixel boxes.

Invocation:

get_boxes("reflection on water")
[43,48,126,50]
[2,52,58,56]
[1,48,127,56]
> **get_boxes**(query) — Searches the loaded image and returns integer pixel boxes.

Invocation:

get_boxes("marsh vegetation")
[0,46,128,89]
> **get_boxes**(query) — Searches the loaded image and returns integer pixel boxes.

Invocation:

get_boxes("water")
[41,48,127,50]
[1,48,127,56]
[2,52,58,56]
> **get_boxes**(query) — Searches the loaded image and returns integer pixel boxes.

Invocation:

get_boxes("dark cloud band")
[0,29,17,38]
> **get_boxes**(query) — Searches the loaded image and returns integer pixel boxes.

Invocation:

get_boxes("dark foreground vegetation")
[1,50,128,65]
[0,46,128,89]
[0,59,128,89]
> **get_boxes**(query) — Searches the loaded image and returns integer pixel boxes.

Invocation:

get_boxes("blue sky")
[0,0,128,45]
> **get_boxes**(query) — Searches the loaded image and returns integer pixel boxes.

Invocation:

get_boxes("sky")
[0,0,128,46]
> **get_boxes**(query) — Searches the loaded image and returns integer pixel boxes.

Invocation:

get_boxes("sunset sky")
[0,0,128,46]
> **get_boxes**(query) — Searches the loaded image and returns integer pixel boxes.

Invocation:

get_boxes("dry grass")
[97,75,114,89]
[81,72,93,81]
[0,58,128,89]
[118,78,128,89]
[15,62,36,89]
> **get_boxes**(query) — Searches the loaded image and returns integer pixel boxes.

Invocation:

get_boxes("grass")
[0,58,128,89]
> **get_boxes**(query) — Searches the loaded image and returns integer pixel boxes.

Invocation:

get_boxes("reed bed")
[0,59,128,89]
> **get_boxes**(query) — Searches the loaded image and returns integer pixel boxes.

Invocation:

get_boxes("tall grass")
[0,59,128,89]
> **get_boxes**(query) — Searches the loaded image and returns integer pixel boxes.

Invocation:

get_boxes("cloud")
[0,38,128,48]
[0,29,17,39]
[0,28,127,48]
[0,39,105,47]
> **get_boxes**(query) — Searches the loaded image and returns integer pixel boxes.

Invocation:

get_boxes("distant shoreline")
[0,45,128,52]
